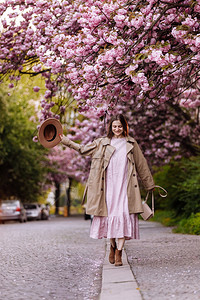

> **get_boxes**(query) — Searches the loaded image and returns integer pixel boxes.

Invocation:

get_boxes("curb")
[100,242,142,300]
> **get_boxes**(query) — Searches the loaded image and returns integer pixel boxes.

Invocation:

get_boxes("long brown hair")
[107,114,129,138]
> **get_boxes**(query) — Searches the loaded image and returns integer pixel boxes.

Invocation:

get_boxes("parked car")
[24,203,42,220]
[0,200,27,224]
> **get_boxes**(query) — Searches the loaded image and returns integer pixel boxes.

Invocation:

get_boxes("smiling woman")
[107,114,129,139]
[111,121,124,138]
[60,114,155,266]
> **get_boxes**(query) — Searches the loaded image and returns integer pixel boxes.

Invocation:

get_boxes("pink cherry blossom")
[33,86,40,92]
[8,83,14,88]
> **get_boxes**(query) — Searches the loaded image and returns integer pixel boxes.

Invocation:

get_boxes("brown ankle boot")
[115,249,123,266]
[109,243,116,264]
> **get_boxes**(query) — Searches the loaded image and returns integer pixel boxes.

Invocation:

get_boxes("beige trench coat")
[61,135,155,216]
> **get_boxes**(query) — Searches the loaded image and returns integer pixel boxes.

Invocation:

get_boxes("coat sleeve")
[61,136,99,156]
[133,140,155,190]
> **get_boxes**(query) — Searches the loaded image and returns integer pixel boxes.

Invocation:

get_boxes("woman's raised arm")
[59,134,99,156]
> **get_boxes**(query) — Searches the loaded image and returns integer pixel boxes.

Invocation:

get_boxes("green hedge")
[173,213,200,235]
[153,156,200,218]
[151,210,200,235]
[151,156,200,235]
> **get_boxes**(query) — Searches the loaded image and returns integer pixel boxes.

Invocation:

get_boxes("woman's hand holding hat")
[59,134,71,144]
[59,134,63,141]
[60,135,71,146]
[60,135,81,152]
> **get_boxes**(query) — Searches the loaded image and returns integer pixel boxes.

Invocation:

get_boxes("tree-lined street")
[0,0,199,220]
[0,1,200,298]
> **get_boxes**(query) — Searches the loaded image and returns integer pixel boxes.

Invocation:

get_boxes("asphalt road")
[0,216,105,300]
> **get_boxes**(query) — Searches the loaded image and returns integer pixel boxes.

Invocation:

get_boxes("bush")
[0,87,48,202]
[153,156,200,217]
[173,213,200,235]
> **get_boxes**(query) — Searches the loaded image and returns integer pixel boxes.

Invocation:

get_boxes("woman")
[60,114,155,266]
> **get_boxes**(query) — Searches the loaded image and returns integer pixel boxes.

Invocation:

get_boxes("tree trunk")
[66,177,72,217]
[55,181,60,215]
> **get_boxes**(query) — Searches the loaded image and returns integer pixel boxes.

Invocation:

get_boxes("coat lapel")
[126,136,135,156]
[126,142,134,155]
[102,138,115,169]
[126,136,135,183]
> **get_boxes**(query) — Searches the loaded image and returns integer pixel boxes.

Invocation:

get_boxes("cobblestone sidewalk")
[125,221,200,300]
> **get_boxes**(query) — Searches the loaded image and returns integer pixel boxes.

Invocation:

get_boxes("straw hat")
[38,118,63,148]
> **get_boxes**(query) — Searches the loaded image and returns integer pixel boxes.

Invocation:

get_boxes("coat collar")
[126,136,135,143]
[101,137,111,145]
[101,135,135,145]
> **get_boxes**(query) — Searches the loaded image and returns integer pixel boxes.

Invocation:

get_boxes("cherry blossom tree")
[67,99,199,172]
[0,0,199,173]
[1,0,200,112]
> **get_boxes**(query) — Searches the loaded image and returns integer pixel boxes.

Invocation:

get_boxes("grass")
[151,210,179,227]
[151,210,200,235]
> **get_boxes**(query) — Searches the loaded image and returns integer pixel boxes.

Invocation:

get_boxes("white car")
[24,203,42,220]
[0,200,27,223]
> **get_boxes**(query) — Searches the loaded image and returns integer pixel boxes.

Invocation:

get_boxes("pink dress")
[90,137,139,240]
